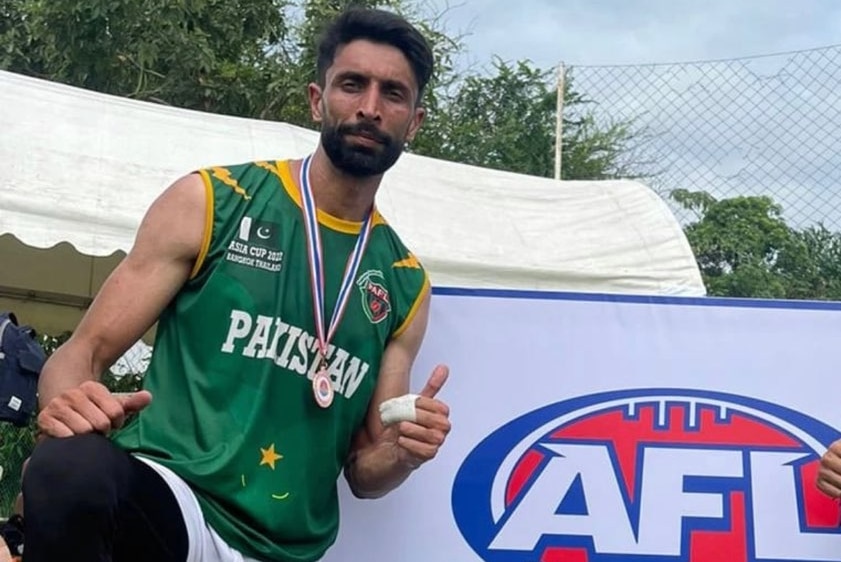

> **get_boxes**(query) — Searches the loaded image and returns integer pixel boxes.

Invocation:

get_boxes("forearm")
[38,341,101,408]
[344,440,415,499]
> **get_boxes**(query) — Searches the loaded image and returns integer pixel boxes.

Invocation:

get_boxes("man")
[23,7,451,562]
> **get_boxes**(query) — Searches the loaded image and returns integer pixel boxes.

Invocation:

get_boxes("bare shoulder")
[68,173,208,362]
[132,172,207,264]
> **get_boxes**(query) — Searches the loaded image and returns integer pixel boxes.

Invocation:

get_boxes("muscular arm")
[343,292,451,499]
[38,173,207,408]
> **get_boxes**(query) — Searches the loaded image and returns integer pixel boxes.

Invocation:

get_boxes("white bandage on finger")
[378,393,420,426]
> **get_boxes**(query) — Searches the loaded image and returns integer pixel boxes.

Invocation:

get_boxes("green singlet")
[112,159,429,561]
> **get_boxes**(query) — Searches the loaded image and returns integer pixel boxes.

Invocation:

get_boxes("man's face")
[309,39,426,177]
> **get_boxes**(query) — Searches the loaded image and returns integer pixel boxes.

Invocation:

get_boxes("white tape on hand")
[378,394,420,426]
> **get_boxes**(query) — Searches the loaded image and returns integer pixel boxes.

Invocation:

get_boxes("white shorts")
[134,456,262,562]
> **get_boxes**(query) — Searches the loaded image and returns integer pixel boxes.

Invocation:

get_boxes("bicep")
[66,173,207,371]
[354,289,432,448]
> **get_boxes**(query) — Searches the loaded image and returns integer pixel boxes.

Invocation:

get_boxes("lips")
[340,124,388,145]
[347,133,383,147]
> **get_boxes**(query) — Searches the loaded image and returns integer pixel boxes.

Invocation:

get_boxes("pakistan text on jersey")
[221,310,370,399]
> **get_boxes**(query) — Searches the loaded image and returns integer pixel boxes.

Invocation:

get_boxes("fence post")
[554,62,565,181]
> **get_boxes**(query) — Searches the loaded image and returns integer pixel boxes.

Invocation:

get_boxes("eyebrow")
[333,71,412,95]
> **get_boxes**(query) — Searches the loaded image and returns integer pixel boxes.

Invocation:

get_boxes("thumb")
[419,365,449,399]
[115,390,153,413]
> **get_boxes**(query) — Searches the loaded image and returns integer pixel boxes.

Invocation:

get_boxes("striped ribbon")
[299,154,374,364]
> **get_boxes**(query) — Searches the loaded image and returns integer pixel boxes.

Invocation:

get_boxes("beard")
[320,119,404,178]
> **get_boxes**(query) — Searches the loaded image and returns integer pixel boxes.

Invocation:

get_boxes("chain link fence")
[566,44,841,229]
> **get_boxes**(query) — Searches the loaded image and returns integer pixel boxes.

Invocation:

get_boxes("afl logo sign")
[452,389,841,561]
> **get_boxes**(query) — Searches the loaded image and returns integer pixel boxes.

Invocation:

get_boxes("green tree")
[0,418,35,515]
[673,189,793,298]
[412,58,555,176]
[780,225,841,300]
[0,0,460,127]
[672,189,841,300]
[0,0,298,118]
[412,58,645,180]
[1,0,636,182]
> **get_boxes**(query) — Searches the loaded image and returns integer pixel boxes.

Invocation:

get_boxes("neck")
[295,147,382,222]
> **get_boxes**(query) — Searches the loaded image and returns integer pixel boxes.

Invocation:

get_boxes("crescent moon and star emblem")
[240,443,291,501]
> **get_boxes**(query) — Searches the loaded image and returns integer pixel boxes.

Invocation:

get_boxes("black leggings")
[22,434,189,562]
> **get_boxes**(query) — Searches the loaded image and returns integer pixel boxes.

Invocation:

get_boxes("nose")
[356,88,382,122]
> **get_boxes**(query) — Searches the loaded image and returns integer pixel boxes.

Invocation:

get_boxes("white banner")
[322,290,841,562]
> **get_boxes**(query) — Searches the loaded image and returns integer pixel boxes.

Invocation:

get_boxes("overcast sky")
[426,0,841,70]
[419,1,841,228]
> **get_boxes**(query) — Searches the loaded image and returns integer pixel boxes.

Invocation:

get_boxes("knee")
[23,434,122,510]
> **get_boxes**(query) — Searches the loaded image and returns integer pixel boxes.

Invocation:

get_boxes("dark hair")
[316,7,434,104]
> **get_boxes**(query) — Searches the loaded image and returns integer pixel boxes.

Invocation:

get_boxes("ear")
[308,83,324,123]
[404,106,426,143]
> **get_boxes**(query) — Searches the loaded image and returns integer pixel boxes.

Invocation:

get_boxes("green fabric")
[113,160,428,561]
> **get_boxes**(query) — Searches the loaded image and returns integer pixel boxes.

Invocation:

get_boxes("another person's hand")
[389,365,451,469]
[37,381,152,438]
[817,439,841,498]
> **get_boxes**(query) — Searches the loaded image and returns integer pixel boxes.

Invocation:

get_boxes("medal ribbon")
[299,154,374,365]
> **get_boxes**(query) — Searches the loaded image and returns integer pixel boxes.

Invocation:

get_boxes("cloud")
[425,0,841,228]
[430,0,841,70]
[567,46,841,228]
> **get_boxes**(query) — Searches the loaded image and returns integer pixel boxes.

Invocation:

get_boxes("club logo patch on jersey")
[357,270,391,324]
[452,388,841,562]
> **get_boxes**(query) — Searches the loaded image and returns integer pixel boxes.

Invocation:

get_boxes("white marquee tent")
[0,69,704,337]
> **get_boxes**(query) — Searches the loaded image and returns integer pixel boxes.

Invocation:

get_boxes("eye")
[386,88,406,102]
[341,79,362,92]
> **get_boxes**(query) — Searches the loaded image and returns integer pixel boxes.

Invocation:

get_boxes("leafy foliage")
[673,189,841,300]
[413,58,646,179]
[0,0,642,180]
[0,0,296,117]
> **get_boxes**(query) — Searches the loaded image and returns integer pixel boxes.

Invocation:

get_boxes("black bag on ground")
[0,312,46,427]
